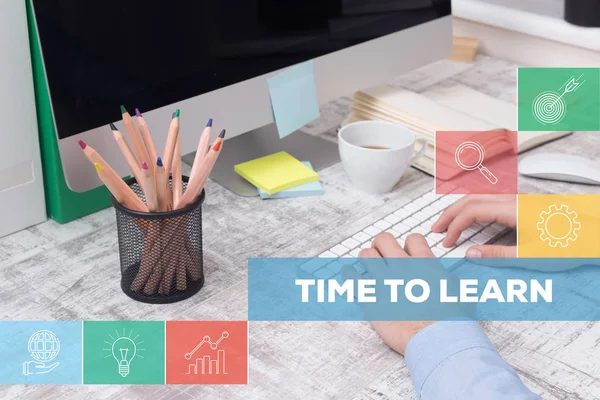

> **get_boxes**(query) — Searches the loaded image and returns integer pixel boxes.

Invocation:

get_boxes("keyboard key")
[471,222,486,231]
[413,226,430,236]
[353,231,371,243]
[385,229,398,237]
[464,227,480,236]
[412,197,431,208]
[403,217,420,228]
[435,245,449,255]
[341,238,361,250]
[425,236,437,247]
[330,244,349,256]
[393,209,411,219]
[420,220,434,231]
[429,201,446,213]
[481,225,501,237]
[319,251,336,258]
[413,211,429,222]
[326,261,344,274]
[314,268,335,279]
[445,240,476,258]
[403,202,420,213]
[300,259,328,273]
[421,205,436,215]
[489,223,506,233]
[363,225,382,237]
[360,242,372,250]
[384,213,402,225]
[471,232,491,245]
[423,190,437,199]
[339,255,357,264]
[350,248,361,258]
[392,222,410,235]
[374,220,393,230]
[432,247,446,257]
[427,232,445,244]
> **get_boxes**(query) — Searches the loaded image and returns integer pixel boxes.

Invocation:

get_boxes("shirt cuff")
[404,321,496,395]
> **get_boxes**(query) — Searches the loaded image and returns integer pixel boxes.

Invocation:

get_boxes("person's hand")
[431,195,517,258]
[358,232,434,355]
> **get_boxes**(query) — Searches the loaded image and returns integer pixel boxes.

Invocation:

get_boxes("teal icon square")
[518,68,600,131]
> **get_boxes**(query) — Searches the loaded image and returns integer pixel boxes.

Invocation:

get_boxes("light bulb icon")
[112,337,136,377]
[103,329,145,378]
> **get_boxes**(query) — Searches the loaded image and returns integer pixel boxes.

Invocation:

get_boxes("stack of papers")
[234,152,323,199]
[343,84,570,176]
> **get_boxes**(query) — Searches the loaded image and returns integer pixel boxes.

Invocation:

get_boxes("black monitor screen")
[31,0,451,139]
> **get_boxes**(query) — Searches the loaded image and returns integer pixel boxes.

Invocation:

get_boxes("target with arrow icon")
[532,75,584,125]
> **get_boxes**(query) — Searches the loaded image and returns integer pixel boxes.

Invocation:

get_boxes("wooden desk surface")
[1,56,599,399]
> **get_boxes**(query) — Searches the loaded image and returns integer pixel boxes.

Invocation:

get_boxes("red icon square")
[435,130,518,194]
[166,321,248,385]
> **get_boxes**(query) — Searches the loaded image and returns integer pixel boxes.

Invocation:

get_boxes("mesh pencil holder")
[112,176,205,304]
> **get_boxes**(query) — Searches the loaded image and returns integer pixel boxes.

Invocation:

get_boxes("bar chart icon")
[184,331,229,376]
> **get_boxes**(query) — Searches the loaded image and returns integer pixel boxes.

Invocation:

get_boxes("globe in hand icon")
[22,330,60,376]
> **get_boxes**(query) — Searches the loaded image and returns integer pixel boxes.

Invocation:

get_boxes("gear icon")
[537,204,581,248]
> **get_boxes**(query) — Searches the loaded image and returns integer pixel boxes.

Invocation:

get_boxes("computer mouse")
[518,152,600,185]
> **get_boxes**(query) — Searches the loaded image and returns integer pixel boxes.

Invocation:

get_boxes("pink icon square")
[435,130,518,194]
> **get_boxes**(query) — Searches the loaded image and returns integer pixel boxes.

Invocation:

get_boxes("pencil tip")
[94,163,103,172]
[120,105,127,114]
[213,141,222,152]
[135,108,142,117]
[174,109,180,118]
[142,161,149,170]
[206,118,213,127]
[109,123,117,131]
[218,129,226,138]
[156,157,163,167]
[78,140,87,150]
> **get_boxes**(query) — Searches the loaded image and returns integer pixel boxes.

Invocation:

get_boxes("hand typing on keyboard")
[358,232,435,355]
[431,195,517,259]
[355,230,538,399]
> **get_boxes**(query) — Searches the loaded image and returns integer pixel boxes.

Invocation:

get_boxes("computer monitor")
[31,0,452,194]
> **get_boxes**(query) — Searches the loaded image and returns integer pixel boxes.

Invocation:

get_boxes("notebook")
[258,161,323,199]
[234,151,320,195]
[343,84,571,176]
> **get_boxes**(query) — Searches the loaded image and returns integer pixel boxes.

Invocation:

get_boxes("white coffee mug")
[338,121,429,194]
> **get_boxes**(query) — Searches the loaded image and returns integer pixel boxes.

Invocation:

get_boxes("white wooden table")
[1,56,599,399]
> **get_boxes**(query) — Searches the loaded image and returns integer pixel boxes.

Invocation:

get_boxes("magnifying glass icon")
[454,141,498,185]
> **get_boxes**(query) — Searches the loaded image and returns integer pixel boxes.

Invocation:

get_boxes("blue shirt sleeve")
[404,321,540,400]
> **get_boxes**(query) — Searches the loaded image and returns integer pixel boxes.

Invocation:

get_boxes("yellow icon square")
[518,194,600,257]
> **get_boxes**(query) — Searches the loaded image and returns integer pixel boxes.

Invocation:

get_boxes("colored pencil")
[120,105,150,167]
[162,109,180,179]
[78,140,148,211]
[172,134,183,206]
[135,108,159,177]
[176,129,226,209]
[155,157,171,211]
[188,118,212,184]
[141,162,159,212]
[109,123,143,186]
[94,163,148,212]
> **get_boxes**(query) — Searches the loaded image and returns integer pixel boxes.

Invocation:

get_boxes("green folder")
[26,1,111,223]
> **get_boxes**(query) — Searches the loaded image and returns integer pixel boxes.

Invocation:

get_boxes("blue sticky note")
[259,161,323,199]
[0,321,83,384]
[267,60,321,138]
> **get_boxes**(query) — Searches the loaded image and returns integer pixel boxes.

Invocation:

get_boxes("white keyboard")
[301,189,509,279]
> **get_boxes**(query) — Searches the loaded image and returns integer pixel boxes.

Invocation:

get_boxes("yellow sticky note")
[518,194,600,257]
[234,152,319,195]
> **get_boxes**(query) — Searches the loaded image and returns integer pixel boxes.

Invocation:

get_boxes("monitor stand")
[182,123,340,197]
